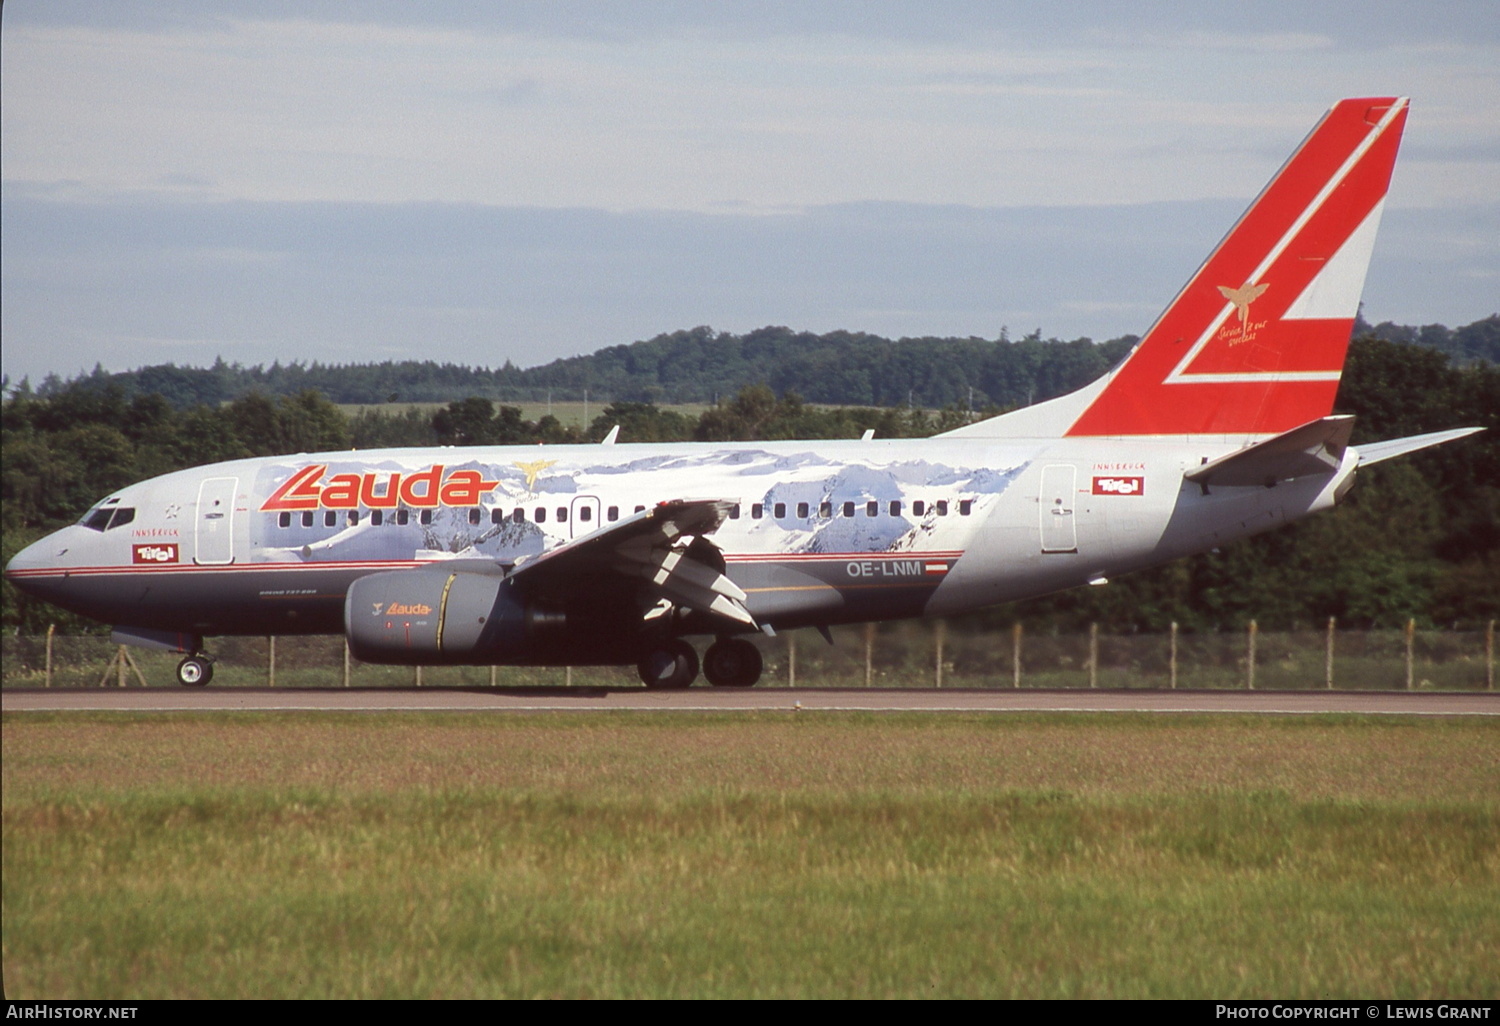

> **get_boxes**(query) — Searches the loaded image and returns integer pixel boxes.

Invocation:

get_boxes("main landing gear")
[702,637,762,688]
[636,637,764,689]
[176,655,215,687]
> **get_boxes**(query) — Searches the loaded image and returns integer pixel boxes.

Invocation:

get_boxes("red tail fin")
[1066,97,1408,437]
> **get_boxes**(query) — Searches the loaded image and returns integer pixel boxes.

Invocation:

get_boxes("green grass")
[4,713,1497,998]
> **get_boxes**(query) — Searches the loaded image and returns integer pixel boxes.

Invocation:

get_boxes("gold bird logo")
[512,459,557,492]
[1217,281,1270,329]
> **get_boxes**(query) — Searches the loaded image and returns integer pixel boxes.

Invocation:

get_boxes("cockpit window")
[80,501,136,532]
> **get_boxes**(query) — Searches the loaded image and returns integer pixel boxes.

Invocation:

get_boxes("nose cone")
[4,528,77,604]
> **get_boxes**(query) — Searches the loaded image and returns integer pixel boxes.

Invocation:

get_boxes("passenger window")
[535,508,546,523]
[843,501,855,518]
[866,501,878,517]
[468,508,481,525]
[324,511,337,528]
[557,508,567,523]
[774,502,786,519]
[959,499,973,516]
[301,511,315,528]
[512,509,524,524]
[421,509,433,526]
[396,509,409,526]
[371,510,384,526]
[751,503,763,519]
[634,505,646,514]
[819,502,831,518]
[608,506,619,521]
[492,508,504,524]
[889,500,902,517]
[277,511,291,529]
[936,500,948,516]
[348,511,360,526]
[728,504,740,520]
[579,506,592,522]
[913,501,926,516]
[796,502,809,518]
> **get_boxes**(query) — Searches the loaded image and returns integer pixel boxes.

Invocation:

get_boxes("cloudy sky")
[3,1,1497,386]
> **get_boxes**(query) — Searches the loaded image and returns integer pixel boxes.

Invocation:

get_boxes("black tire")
[703,637,763,687]
[177,656,213,687]
[637,639,699,689]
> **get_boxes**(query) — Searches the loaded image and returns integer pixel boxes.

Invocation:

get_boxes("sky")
[3,1,1497,386]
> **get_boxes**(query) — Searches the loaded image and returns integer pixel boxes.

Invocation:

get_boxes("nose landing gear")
[176,655,215,687]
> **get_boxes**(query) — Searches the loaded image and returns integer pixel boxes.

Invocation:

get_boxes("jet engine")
[344,569,553,664]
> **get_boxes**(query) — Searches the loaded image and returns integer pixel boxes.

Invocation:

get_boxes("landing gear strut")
[703,638,763,687]
[176,655,214,687]
[637,639,699,689]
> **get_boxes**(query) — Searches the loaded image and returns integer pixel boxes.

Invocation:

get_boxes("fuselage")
[5,434,1354,652]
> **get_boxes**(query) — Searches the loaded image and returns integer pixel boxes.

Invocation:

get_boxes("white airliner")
[4,97,1482,688]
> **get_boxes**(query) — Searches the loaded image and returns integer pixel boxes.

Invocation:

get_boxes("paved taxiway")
[3,688,1495,715]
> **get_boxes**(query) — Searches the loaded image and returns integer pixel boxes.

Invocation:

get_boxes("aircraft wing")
[503,498,756,629]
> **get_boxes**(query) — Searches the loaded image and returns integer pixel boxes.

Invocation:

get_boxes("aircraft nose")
[4,530,72,598]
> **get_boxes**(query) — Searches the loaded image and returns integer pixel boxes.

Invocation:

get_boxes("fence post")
[415,664,423,688]
[934,619,946,688]
[118,645,127,688]
[267,636,276,687]
[1487,620,1495,692]
[1325,617,1336,690]
[864,622,875,687]
[1247,620,1257,690]
[490,665,497,687]
[1405,618,1415,690]
[1012,622,1022,689]
[566,666,573,687]
[1169,621,1178,690]
[1088,622,1098,689]
[45,624,54,689]
[343,639,351,688]
[788,633,796,688]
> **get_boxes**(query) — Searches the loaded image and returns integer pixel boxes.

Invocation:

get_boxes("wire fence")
[2,620,1495,691]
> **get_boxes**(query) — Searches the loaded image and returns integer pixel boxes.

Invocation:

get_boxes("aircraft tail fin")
[942,97,1409,441]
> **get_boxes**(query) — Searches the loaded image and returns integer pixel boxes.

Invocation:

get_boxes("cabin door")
[195,477,238,565]
[1039,465,1078,554]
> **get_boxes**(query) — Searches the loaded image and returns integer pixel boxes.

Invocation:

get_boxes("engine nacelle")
[345,569,545,664]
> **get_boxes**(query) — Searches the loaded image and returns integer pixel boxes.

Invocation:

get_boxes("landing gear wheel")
[176,656,214,687]
[637,639,699,689]
[703,638,763,687]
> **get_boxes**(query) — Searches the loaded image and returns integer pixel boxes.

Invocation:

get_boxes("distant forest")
[3,318,1497,634]
[7,314,1496,411]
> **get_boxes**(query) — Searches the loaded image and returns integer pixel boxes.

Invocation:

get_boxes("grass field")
[3,712,1497,999]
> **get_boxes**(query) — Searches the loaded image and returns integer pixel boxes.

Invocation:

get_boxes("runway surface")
[3,687,1496,715]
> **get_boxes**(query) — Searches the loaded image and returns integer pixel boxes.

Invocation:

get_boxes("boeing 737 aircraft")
[4,97,1482,688]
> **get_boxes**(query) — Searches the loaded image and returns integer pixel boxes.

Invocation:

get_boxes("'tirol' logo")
[1092,476,1144,496]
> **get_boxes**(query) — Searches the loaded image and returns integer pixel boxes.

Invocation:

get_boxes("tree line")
[3,335,1496,635]
[9,315,1494,412]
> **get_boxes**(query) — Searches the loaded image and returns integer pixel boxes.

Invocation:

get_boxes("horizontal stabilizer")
[1185,415,1354,488]
[1357,427,1485,466]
